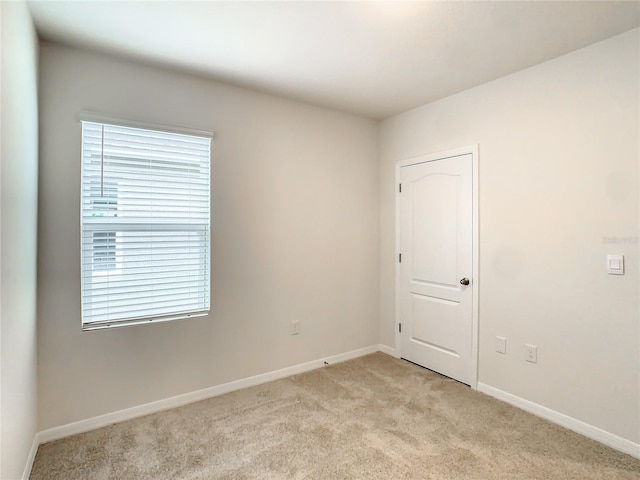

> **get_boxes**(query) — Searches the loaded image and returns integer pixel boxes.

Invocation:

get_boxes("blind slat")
[83,277,208,295]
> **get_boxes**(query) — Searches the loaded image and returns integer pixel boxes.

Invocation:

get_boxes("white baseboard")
[477,382,640,460]
[378,344,398,358]
[36,344,380,446]
[323,344,380,365]
[21,434,41,480]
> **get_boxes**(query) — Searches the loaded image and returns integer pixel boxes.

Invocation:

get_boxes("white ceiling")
[27,1,640,120]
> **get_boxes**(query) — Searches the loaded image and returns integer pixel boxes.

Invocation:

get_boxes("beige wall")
[1,1,40,477]
[37,43,379,430]
[379,29,639,443]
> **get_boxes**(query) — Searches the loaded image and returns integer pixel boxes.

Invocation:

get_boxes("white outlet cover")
[495,336,507,354]
[607,254,624,275]
[525,344,537,363]
[291,320,300,335]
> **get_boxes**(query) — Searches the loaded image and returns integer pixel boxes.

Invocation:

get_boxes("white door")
[398,151,475,385]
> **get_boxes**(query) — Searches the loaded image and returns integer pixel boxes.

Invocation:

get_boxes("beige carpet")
[31,353,640,479]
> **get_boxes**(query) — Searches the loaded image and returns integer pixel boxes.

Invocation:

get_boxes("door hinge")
[399,183,402,193]
[399,253,402,263]
[399,323,402,333]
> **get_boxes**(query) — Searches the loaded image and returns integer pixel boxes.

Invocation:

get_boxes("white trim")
[35,345,379,445]
[21,434,41,480]
[470,145,480,389]
[394,157,402,369]
[477,382,640,460]
[77,110,214,139]
[379,344,399,358]
[322,345,380,364]
[395,144,480,389]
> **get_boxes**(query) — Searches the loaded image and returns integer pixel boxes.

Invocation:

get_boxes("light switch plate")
[525,344,538,363]
[607,254,624,275]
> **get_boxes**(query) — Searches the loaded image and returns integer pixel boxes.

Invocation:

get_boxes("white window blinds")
[80,120,211,329]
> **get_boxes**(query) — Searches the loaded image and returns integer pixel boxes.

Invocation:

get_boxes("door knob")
[460,277,470,286]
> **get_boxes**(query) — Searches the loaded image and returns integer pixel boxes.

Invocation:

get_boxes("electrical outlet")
[291,320,300,335]
[495,336,507,354]
[525,344,537,363]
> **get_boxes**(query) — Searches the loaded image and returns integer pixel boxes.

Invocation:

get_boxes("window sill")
[82,310,209,331]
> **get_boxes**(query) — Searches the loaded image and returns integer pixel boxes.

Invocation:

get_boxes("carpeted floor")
[31,353,640,479]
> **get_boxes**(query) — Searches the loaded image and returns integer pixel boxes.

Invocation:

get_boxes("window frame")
[79,112,213,331]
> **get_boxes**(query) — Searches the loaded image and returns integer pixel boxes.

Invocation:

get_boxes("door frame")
[395,144,479,389]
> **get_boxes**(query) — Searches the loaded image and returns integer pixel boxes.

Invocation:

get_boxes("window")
[80,119,212,330]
